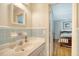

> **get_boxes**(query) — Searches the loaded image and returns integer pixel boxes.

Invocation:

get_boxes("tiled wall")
[32,29,46,38]
[0,27,46,45]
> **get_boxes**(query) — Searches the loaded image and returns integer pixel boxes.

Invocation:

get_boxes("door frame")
[49,4,53,56]
[49,3,78,56]
[72,3,78,56]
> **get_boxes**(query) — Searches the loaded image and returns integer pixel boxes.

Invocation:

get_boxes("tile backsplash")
[0,27,46,45]
[32,29,46,37]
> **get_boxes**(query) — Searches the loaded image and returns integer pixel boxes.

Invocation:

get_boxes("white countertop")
[0,37,45,56]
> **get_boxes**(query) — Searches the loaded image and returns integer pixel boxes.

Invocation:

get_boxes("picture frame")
[63,21,72,30]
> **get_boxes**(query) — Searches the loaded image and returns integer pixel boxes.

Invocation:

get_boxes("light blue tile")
[0,28,46,45]
[32,29,46,37]
[0,28,32,45]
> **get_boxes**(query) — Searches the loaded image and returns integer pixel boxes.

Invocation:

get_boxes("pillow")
[61,33,71,37]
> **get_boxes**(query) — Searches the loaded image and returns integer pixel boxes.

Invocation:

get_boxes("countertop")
[0,37,45,56]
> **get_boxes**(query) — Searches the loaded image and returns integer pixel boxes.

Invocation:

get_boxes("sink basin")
[14,46,25,53]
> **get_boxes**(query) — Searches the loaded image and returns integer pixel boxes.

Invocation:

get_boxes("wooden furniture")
[59,31,72,47]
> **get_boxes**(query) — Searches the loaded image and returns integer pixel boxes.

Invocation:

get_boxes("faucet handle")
[25,36,27,42]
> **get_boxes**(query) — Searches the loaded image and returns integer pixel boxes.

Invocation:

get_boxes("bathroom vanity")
[0,37,46,56]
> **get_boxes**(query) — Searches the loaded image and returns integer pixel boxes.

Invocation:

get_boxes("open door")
[49,3,73,56]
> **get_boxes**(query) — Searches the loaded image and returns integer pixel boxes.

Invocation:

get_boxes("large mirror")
[11,4,26,25]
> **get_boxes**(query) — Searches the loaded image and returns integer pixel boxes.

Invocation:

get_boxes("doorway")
[50,3,72,56]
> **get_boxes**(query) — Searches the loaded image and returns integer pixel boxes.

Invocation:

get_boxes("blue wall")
[51,3,72,39]
[52,3,72,20]
[0,27,46,45]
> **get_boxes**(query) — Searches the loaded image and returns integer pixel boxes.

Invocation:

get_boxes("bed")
[58,31,72,47]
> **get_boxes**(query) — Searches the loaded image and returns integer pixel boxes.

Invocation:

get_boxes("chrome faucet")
[25,36,27,42]
[18,35,27,46]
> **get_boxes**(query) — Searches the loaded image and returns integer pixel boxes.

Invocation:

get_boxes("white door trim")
[49,4,53,56]
[72,3,78,56]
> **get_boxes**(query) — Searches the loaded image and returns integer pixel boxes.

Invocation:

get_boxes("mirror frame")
[11,4,26,25]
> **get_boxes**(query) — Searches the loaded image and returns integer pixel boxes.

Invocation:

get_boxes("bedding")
[60,33,71,37]
[58,31,72,43]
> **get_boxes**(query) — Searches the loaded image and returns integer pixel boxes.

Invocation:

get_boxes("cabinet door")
[38,46,46,56]
[29,44,46,56]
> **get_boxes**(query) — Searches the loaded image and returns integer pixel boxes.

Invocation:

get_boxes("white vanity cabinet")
[29,43,46,56]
